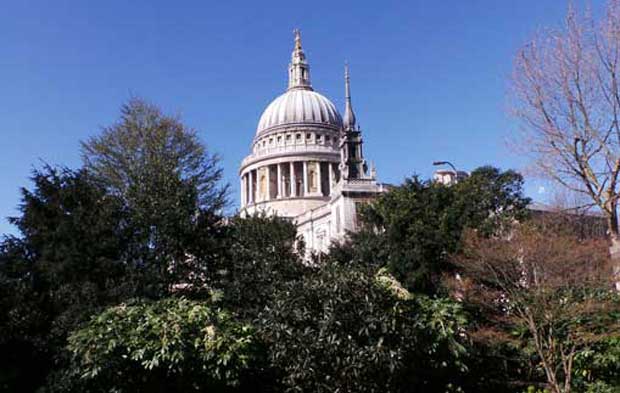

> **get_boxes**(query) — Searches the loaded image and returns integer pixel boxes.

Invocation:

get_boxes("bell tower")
[339,64,372,181]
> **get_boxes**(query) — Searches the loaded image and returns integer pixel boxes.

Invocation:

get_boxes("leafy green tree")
[81,97,227,212]
[0,166,133,392]
[331,166,530,294]
[452,166,531,235]
[58,297,266,393]
[209,214,305,318]
[258,263,469,393]
[81,98,229,296]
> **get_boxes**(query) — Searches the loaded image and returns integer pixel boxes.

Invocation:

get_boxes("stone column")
[240,177,245,207]
[290,162,296,197]
[316,161,323,196]
[303,161,308,196]
[277,163,282,198]
[265,166,271,201]
[245,174,249,205]
[328,163,334,190]
[248,171,254,204]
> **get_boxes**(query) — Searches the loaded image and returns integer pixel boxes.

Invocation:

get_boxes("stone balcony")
[240,144,339,171]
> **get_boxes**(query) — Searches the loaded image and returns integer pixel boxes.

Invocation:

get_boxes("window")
[296,133,301,141]
[277,136,282,143]
[306,133,311,140]
[269,138,273,145]
[316,134,322,143]
[286,134,291,141]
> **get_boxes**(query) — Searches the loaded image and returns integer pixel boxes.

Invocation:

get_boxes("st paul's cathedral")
[239,30,386,253]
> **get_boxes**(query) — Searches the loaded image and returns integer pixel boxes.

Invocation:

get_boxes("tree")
[510,0,620,278]
[452,166,531,236]
[0,166,133,392]
[257,263,469,393]
[81,98,229,295]
[208,213,305,318]
[82,97,227,212]
[331,166,530,294]
[0,239,51,393]
[58,298,266,393]
[452,224,620,393]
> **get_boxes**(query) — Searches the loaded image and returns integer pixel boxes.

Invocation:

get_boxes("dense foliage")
[258,263,468,393]
[0,167,132,391]
[211,214,305,317]
[58,298,264,392]
[331,166,531,294]
[573,337,620,393]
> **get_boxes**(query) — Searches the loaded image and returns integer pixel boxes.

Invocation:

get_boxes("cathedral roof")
[256,89,342,135]
[256,30,343,136]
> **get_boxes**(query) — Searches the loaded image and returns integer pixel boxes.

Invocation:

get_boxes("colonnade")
[241,161,339,206]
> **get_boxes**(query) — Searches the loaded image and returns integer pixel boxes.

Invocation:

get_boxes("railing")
[241,145,339,168]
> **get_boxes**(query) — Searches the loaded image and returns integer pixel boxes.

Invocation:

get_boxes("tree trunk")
[608,209,620,291]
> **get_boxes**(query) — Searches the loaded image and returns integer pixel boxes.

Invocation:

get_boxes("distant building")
[239,31,385,253]
[527,202,608,240]
[433,169,469,186]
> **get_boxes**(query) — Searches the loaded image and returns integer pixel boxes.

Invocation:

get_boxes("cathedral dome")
[256,89,342,135]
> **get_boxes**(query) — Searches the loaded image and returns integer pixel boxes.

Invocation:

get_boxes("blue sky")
[0,0,605,235]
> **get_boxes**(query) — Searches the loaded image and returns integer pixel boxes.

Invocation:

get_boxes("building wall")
[293,180,386,254]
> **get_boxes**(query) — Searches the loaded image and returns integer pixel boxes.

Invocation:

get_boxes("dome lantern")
[288,29,312,91]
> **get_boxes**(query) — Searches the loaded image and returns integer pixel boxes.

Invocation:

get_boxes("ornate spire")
[343,63,356,130]
[294,28,302,51]
[339,63,369,181]
[288,29,312,90]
